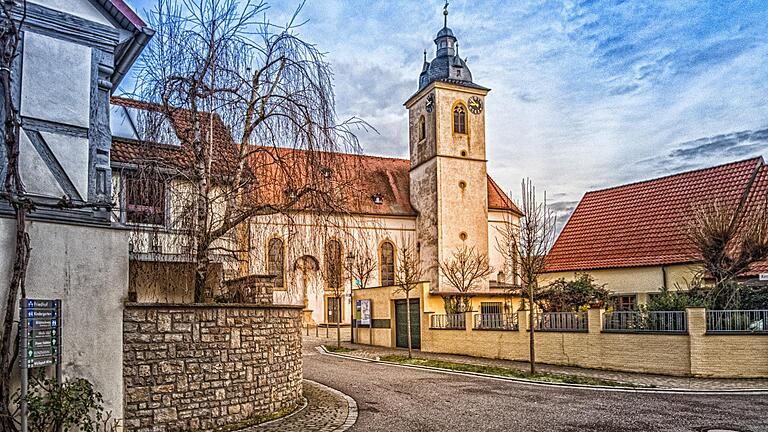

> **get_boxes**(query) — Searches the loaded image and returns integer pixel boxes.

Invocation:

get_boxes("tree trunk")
[528,283,536,375]
[406,289,413,359]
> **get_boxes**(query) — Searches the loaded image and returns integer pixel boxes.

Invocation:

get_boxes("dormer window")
[321,167,333,179]
[284,188,297,201]
[453,104,467,134]
[372,194,383,205]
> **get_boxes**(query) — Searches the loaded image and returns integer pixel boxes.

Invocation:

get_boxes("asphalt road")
[303,345,768,432]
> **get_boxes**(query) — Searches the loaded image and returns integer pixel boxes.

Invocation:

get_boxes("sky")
[123,0,768,228]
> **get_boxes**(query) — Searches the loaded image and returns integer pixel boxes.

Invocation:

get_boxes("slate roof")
[110,98,520,218]
[546,157,767,272]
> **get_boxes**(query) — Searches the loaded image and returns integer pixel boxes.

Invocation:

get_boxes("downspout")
[661,265,668,290]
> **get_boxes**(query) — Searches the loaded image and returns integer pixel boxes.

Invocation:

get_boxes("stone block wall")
[221,274,274,304]
[123,303,302,431]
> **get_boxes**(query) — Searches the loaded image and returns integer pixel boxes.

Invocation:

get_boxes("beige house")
[543,157,768,308]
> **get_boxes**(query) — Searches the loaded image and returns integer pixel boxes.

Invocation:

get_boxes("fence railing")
[430,313,466,330]
[474,313,519,331]
[707,310,768,333]
[603,311,687,333]
[535,312,588,332]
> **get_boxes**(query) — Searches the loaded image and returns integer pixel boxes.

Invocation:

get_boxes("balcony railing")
[430,313,466,330]
[603,311,687,333]
[535,312,588,332]
[473,313,518,331]
[707,310,768,333]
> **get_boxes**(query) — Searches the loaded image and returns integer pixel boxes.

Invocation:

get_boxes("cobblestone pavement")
[306,329,768,390]
[245,379,356,432]
[303,334,768,432]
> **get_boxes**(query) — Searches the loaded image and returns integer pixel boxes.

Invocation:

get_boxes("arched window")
[267,237,285,289]
[453,104,467,134]
[418,115,426,141]
[380,241,395,287]
[325,239,342,289]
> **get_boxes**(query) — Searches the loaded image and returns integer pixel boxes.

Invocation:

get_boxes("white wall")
[0,219,129,419]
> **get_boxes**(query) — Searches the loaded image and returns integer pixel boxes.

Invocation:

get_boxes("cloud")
[121,0,768,220]
[634,127,768,178]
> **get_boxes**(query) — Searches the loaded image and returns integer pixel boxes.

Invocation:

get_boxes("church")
[109,6,522,338]
[245,9,522,330]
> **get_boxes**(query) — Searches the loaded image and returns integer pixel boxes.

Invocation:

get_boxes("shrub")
[537,273,611,312]
[13,373,119,432]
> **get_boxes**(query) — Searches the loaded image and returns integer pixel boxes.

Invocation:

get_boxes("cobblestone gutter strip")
[241,379,358,432]
[317,345,768,395]
[248,397,309,428]
[307,380,359,432]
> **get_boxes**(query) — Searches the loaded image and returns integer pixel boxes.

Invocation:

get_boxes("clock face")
[425,94,435,113]
[468,96,483,114]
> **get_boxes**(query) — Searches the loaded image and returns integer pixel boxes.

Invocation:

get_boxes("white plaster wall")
[21,32,92,129]
[0,219,129,419]
[488,210,519,283]
[250,212,417,324]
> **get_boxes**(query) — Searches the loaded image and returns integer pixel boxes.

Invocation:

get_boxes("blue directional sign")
[21,299,61,369]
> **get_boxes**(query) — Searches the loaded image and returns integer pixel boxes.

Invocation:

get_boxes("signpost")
[20,298,62,432]
[759,273,768,282]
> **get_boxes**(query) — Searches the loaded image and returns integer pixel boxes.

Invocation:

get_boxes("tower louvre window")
[418,115,426,141]
[453,104,467,134]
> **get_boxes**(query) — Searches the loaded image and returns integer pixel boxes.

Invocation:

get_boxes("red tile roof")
[110,97,520,217]
[743,164,768,276]
[110,97,239,177]
[546,157,766,272]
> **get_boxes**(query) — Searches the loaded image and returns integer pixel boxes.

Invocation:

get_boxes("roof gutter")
[111,26,155,91]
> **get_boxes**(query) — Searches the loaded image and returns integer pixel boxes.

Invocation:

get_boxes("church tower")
[405,4,490,292]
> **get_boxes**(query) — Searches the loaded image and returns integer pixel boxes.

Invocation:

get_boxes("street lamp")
[346,252,355,344]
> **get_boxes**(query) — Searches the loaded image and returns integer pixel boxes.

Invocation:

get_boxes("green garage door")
[395,299,420,349]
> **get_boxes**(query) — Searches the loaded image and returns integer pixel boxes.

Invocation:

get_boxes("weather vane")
[443,1,449,28]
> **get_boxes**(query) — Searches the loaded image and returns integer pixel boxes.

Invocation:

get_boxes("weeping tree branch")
[132,0,366,302]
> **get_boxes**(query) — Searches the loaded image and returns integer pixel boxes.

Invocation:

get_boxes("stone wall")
[221,274,274,304]
[123,303,303,431]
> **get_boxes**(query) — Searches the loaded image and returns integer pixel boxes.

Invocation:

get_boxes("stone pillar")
[588,308,605,334]
[465,311,474,335]
[517,310,528,333]
[686,307,707,376]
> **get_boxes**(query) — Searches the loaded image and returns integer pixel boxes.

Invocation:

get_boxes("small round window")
[460,150,467,157]
[459,232,468,241]
[458,181,467,190]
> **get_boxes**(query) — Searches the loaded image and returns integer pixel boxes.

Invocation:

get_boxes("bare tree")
[133,0,365,302]
[348,243,376,291]
[688,197,768,309]
[394,238,423,359]
[496,178,556,374]
[439,245,493,313]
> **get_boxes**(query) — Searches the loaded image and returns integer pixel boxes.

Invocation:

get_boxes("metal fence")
[535,312,588,332]
[603,311,687,333]
[473,313,519,330]
[430,313,466,330]
[707,310,768,333]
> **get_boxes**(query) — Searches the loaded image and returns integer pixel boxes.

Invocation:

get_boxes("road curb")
[317,345,768,395]
[304,379,358,432]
